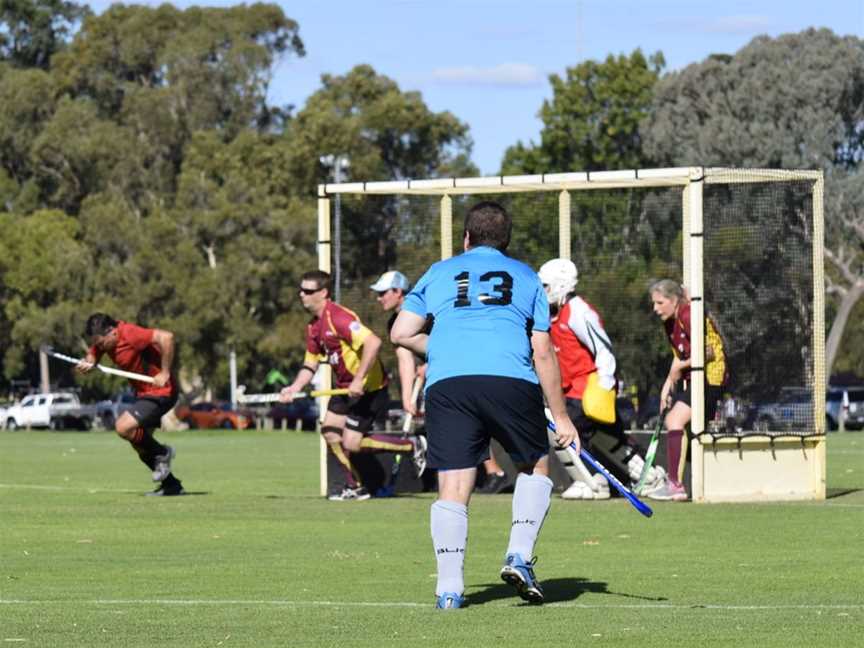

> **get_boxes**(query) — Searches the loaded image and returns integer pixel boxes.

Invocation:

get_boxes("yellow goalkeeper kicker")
[582,372,616,424]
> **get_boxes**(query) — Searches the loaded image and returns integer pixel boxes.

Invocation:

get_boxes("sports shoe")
[635,466,668,496]
[412,435,428,477]
[435,592,465,609]
[152,445,175,482]
[327,486,371,501]
[147,481,185,497]
[561,473,610,500]
[646,480,688,501]
[500,553,544,604]
[477,472,510,495]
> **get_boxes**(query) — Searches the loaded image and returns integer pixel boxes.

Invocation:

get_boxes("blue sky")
[86,1,864,175]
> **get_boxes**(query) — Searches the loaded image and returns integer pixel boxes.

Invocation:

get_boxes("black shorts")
[424,376,548,470]
[672,380,722,423]
[130,395,178,430]
[327,388,389,433]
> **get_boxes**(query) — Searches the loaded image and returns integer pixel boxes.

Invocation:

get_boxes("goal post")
[315,166,826,502]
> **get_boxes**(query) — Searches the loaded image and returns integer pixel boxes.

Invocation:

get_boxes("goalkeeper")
[537,259,667,500]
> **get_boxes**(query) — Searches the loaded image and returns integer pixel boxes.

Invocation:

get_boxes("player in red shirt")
[538,259,667,500]
[77,313,184,496]
[280,270,425,501]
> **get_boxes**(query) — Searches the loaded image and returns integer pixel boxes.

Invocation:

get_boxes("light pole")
[320,154,350,302]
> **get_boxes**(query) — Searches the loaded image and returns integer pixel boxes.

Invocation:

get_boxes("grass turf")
[1,429,861,647]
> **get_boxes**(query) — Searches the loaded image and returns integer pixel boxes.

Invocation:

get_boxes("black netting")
[702,175,818,439]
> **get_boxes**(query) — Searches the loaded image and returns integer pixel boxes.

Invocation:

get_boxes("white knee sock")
[431,500,468,596]
[506,472,553,560]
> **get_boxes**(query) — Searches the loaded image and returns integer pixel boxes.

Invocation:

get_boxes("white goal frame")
[315,166,826,503]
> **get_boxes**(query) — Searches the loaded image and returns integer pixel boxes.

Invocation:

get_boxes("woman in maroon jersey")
[649,280,728,502]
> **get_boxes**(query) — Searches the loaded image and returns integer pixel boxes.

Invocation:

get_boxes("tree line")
[0,2,861,401]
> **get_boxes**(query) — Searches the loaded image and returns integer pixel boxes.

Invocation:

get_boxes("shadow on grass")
[467,577,667,606]
[826,487,862,498]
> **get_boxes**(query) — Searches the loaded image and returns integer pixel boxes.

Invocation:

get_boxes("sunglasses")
[298,286,323,295]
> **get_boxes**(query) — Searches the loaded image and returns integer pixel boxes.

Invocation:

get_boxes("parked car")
[2,392,97,430]
[826,386,864,431]
[96,391,137,429]
[175,401,253,429]
[267,399,319,430]
[746,387,814,432]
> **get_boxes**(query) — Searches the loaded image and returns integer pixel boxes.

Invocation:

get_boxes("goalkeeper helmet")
[538,258,578,306]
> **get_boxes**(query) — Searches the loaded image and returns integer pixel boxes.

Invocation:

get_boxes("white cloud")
[432,63,544,87]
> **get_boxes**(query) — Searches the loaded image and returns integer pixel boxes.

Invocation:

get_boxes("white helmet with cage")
[538,258,578,306]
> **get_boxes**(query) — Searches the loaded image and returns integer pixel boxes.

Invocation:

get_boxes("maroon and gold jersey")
[89,321,175,398]
[664,302,727,386]
[305,301,387,391]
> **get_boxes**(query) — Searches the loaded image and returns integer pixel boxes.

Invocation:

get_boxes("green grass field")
[1,429,862,647]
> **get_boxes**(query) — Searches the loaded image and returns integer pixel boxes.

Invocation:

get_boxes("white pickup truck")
[2,392,98,431]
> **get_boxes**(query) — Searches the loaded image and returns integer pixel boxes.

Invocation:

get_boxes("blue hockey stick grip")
[574,444,653,518]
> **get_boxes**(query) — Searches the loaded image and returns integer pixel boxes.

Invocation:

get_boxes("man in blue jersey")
[391,201,578,609]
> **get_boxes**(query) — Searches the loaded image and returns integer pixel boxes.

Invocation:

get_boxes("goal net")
[316,167,825,500]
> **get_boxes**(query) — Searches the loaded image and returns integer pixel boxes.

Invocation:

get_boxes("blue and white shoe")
[435,592,465,609]
[500,553,544,604]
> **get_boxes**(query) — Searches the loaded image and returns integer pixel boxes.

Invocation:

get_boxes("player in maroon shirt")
[281,270,425,501]
[77,313,184,496]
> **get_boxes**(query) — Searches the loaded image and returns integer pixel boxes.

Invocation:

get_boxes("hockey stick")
[41,345,156,384]
[547,420,653,518]
[635,406,667,495]
[236,388,349,404]
[544,408,597,490]
[388,375,425,488]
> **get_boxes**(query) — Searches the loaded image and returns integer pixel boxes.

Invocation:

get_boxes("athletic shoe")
[435,592,465,609]
[561,473,610,500]
[500,553,544,604]
[328,486,371,501]
[477,472,510,495]
[646,481,688,501]
[412,435,428,477]
[151,445,175,482]
[636,467,668,496]
[147,481,185,497]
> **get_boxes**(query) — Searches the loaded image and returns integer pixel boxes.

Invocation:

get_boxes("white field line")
[0,483,139,494]
[1,482,862,506]
[0,599,861,610]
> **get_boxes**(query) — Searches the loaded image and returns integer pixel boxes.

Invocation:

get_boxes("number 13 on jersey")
[453,271,513,307]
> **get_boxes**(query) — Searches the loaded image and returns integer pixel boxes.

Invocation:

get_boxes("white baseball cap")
[370,270,410,292]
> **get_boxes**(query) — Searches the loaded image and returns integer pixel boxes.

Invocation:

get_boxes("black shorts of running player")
[327,388,389,433]
[671,379,722,423]
[424,376,548,470]
[129,395,178,430]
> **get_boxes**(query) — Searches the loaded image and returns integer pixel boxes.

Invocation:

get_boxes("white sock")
[506,472,553,560]
[431,500,468,596]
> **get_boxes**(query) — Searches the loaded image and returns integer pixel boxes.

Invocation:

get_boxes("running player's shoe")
[412,435,428,476]
[147,480,185,497]
[152,445,175,482]
[435,592,465,609]
[500,553,544,604]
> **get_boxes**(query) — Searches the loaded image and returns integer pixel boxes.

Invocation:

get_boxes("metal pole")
[229,349,237,409]
[333,157,343,303]
[39,349,50,393]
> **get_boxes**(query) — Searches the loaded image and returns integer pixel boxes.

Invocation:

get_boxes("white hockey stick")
[237,388,349,404]
[42,345,155,384]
